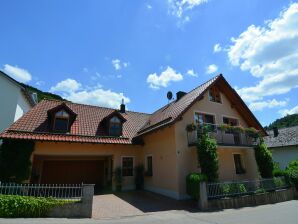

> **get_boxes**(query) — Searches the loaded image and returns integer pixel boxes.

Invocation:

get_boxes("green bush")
[197,126,219,181]
[186,173,207,200]
[114,167,123,192]
[135,164,144,190]
[222,183,247,196]
[254,139,274,178]
[0,140,34,182]
[0,195,70,218]
[273,162,286,177]
[285,160,298,190]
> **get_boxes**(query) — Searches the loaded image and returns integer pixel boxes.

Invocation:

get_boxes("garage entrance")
[41,160,105,185]
[32,155,113,193]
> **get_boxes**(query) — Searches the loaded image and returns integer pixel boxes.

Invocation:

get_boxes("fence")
[0,182,83,201]
[207,177,289,199]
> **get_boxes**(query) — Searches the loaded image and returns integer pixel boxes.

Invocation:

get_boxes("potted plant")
[245,127,259,138]
[233,126,245,133]
[114,167,123,192]
[218,123,230,132]
[186,123,196,132]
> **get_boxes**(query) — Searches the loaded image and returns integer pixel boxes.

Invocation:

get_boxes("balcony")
[186,123,259,147]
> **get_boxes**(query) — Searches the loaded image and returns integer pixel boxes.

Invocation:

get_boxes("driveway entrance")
[92,191,197,219]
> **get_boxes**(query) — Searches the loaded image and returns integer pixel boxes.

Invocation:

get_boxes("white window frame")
[121,156,134,177]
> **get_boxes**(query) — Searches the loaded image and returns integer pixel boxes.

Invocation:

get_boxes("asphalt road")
[0,200,297,224]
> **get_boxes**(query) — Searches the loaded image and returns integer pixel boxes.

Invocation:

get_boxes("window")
[53,110,69,132]
[223,117,238,126]
[223,117,239,134]
[109,116,122,136]
[194,113,215,131]
[233,154,245,174]
[208,86,221,103]
[194,113,215,125]
[146,156,153,176]
[122,157,133,176]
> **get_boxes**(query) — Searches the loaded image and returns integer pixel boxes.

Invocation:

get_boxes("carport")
[31,155,113,192]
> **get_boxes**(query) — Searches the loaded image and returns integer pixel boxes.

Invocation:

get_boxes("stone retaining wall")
[199,182,296,211]
[208,188,296,210]
[48,184,94,218]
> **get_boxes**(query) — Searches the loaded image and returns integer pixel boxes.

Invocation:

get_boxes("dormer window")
[209,86,221,103]
[53,110,70,132]
[109,116,122,136]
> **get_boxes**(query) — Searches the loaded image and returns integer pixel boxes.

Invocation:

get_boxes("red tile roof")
[0,74,266,144]
[137,75,221,135]
[0,99,150,144]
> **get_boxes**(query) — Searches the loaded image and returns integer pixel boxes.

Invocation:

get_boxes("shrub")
[197,126,219,181]
[186,173,207,200]
[254,139,274,178]
[285,160,298,190]
[0,140,34,182]
[273,162,286,177]
[0,195,70,218]
[222,183,247,196]
[135,164,144,190]
[114,167,123,192]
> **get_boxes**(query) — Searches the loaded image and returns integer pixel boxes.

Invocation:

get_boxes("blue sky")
[1,0,298,126]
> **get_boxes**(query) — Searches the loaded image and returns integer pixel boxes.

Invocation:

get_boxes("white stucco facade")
[0,73,33,133]
[271,146,298,169]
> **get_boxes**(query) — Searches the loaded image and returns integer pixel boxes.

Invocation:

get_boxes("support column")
[198,181,208,211]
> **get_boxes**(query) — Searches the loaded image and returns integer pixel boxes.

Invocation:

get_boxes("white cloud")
[213,43,222,53]
[3,64,32,83]
[279,105,298,116]
[50,79,130,109]
[112,59,121,70]
[111,59,129,71]
[168,0,208,18]
[50,79,81,93]
[186,69,198,77]
[228,3,298,103]
[249,99,288,111]
[147,66,183,89]
[168,0,208,25]
[206,64,218,74]
[146,4,152,10]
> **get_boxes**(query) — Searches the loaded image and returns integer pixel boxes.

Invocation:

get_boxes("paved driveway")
[92,190,197,219]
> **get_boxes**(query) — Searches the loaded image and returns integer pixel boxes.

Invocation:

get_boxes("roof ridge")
[40,98,151,115]
[147,74,222,115]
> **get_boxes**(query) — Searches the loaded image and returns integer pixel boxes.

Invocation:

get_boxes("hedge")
[0,195,72,218]
[186,173,207,200]
[285,159,298,190]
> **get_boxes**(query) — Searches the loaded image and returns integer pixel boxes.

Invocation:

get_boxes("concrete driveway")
[92,190,197,219]
[1,200,297,224]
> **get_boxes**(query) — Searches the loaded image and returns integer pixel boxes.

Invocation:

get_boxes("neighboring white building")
[0,71,37,133]
[265,126,298,169]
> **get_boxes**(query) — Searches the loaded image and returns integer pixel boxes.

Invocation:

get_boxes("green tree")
[0,140,34,182]
[196,126,219,181]
[254,138,274,178]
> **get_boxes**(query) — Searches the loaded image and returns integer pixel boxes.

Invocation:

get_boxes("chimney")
[176,91,187,101]
[273,127,279,137]
[120,99,125,113]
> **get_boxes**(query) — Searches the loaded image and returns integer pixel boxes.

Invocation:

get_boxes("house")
[0,74,266,199]
[0,71,37,133]
[264,126,298,169]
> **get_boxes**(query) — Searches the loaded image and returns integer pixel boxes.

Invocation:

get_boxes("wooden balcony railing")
[186,123,259,147]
